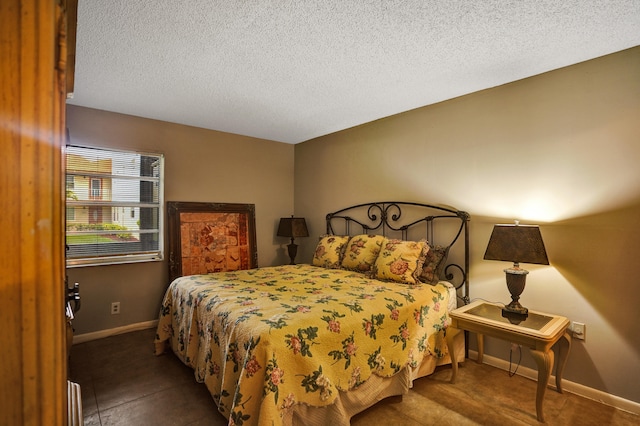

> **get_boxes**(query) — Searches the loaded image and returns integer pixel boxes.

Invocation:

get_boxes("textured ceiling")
[67,1,640,144]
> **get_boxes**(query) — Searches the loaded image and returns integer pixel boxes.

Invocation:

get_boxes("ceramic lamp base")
[503,267,529,315]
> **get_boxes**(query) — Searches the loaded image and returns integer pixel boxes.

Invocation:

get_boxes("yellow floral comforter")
[155,264,452,426]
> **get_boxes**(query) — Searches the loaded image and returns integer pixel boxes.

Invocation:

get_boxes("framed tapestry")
[167,202,258,283]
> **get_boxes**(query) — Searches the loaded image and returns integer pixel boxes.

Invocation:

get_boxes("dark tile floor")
[69,328,638,426]
[69,328,227,426]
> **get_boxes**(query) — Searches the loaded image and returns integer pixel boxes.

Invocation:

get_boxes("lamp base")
[503,266,529,316]
[287,241,298,265]
[502,302,529,316]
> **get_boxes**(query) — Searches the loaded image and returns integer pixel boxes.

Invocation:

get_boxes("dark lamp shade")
[277,217,309,238]
[483,224,549,265]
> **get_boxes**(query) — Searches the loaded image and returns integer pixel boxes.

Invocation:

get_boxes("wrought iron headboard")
[326,201,470,305]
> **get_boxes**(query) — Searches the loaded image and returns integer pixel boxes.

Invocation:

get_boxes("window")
[66,175,76,223]
[65,145,164,267]
[90,178,102,199]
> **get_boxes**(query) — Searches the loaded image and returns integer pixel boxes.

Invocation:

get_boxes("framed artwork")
[167,202,258,283]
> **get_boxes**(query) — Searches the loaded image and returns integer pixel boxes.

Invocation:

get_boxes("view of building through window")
[65,145,164,266]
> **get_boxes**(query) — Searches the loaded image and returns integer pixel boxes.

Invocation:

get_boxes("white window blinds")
[65,145,164,267]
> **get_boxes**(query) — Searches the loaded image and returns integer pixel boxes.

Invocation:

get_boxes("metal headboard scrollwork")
[326,201,471,305]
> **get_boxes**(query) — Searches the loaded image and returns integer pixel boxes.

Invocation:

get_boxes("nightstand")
[446,300,571,423]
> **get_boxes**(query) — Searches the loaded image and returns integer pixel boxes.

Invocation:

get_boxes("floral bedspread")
[155,264,452,426]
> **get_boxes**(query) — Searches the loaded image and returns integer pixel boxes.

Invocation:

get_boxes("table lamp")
[483,221,549,316]
[277,216,309,264]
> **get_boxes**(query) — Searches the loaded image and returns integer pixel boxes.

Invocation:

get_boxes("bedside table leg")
[446,327,460,383]
[530,348,555,423]
[476,333,484,364]
[555,332,572,393]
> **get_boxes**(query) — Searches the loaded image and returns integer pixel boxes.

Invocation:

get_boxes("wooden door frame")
[1,1,71,424]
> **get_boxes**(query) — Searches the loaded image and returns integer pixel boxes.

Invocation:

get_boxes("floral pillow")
[419,244,450,284]
[340,234,386,274]
[372,239,429,284]
[312,235,350,269]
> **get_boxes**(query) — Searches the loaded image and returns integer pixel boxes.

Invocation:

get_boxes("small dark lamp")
[484,221,549,316]
[277,216,309,265]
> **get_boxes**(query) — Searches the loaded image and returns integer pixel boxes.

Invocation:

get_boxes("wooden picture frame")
[167,202,258,283]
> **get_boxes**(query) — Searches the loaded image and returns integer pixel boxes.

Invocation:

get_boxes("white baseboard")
[468,350,640,416]
[73,320,158,345]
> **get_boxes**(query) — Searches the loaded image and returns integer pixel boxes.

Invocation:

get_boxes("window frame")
[65,145,165,268]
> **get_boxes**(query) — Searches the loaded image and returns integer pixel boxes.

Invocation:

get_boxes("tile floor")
[69,328,638,425]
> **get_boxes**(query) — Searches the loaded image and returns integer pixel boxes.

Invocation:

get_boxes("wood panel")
[0,0,69,424]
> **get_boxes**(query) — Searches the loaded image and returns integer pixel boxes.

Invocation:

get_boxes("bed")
[155,201,470,426]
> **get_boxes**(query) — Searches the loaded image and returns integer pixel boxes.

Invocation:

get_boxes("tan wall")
[66,105,295,335]
[294,47,640,403]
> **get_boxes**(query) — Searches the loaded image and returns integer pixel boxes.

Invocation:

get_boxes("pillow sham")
[312,235,349,269]
[340,234,386,274]
[419,244,450,284]
[372,239,429,284]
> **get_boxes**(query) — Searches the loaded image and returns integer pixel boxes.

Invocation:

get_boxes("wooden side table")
[446,300,571,423]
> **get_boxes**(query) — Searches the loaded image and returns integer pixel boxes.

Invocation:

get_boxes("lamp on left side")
[277,216,309,264]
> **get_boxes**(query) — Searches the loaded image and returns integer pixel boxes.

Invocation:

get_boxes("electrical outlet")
[572,321,585,340]
[111,302,121,315]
